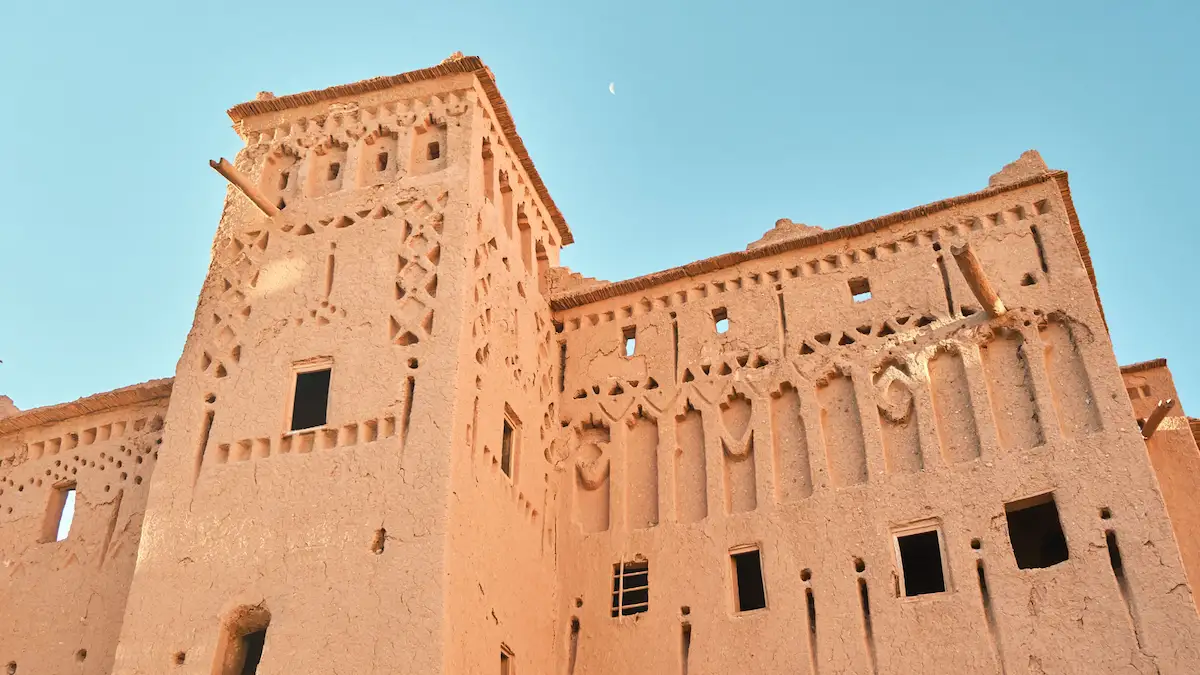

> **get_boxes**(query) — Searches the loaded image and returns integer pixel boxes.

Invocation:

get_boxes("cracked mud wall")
[550,178,1200,674]
[0,394,168,675]
[110,75,481,673]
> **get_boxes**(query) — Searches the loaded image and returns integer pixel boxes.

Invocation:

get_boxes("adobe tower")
[2,54,1200,674]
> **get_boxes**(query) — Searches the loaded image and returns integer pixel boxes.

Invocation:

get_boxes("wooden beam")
[950,243,1006,317]
[1142,398,1176,440]
[209,158,280,217]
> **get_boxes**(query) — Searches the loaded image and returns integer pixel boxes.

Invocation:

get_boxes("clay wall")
[442,83,565,675]
[111,75,482,673]
[1121,361,1200,594]
[0,384,169,675]
[549,176,1200,674]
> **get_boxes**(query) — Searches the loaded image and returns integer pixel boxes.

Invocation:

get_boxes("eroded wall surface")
[111,75,480,674]
[0,385,169,674]
[549,176,1200,674]
[1122,362,1200,595]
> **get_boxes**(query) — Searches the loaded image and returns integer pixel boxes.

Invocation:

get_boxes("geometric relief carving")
[818,370,868,487]
[874,364,922,474]
[574,424,611,534]
[980,329,1045,452]
[719,391,756,515]
[769,383,814,502]
[1039,318,1101,439]
[928,347,982,464]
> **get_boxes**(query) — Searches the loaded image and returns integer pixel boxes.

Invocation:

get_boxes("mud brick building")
[3,54,1200,674]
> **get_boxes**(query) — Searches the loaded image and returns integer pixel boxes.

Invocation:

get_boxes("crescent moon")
[608,82,615,95]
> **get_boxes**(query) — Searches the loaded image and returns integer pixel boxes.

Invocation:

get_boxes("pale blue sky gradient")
[1,0,1196,409]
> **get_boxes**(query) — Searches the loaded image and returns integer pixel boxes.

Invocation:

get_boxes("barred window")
[611,561,649,617]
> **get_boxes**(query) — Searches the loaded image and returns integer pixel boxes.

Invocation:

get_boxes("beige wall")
[1123,363,1200,596]
[0,391,168,674]
[550,178,1200,674]
[111,76,480,673]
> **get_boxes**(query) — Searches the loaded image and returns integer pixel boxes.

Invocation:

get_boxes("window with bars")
[611,561,649,617]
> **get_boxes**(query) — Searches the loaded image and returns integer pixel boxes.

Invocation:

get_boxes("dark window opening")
[850,277,872,302]
[278,171,289,190]
[238,630,266,675]
[897,530,946,596]
[611,561,649,617]
[712,307,730,334]
[501,418,515,477]
[377,152,389,171]
[500,647,513,675]
[1005,493,1069,569]
[291,368,331,431]
[327,162,340,180]
[623,326,636,357]
[427,142,441,160]
[732,548,766,611]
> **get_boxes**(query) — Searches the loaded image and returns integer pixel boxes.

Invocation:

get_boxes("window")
[278,171,289,190]
[1005,493,1069,569]
[894,524,948,596]
[611,560,649,617]
[214,606,270,675]
[290,362,332,431]
[849,277,871,302]
[712,307,730,334]
[327,162,341,180]
[42,482,76,542]
[377,151,389,171]
[500,406,521,480]
[731,547,766,612]
[500,645,514,675]
[622,326,636,357]
[427,141,441,160]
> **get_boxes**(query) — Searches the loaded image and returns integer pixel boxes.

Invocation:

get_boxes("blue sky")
[0,0,1195,410]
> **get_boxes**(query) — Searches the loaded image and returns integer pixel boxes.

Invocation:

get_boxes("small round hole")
[173,651,186,665]
[680,605,691,616]
[854,558,866,573]
[800,568,812,582]
[6,661,16,674]
[970,538,982,550]
[574,597,583,608]
[75,649,87,662]
[1100,507,1113,520]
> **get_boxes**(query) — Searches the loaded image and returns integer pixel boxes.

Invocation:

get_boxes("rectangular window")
[894,523,948,596]
[622,326,636,357]
[500,405,521,480]
[239,630,266,675]
[42,482,76,542]
[290,360,332,431]
[731,547,767,612]
[1005,492,1069,569]
[215,607,270,675]
[611,560,649,617]
[500,645,514,675]
[849,277,872,302]
[712,307,730,334]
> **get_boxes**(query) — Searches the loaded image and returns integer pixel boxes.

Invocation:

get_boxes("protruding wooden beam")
[950,243,1006,317]
[1142,398,1177,440]
[209,158,280,217]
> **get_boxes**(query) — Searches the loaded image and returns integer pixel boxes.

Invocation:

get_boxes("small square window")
[377,152,389,171]
[327,162,341,181]
[712,307,730,334]
[849,277,871,302]
[731,547,766,612]
[611,561,649,617]
[427,142,441,160]
[894,525,947,596]
[1005,493,1069,569]
[622,326,636,357]
[291,366,331,431]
